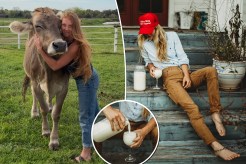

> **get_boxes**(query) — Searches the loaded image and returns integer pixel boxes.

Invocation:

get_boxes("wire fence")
[0,24,122,53]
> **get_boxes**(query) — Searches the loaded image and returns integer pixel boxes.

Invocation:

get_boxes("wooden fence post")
[113,25,119,53]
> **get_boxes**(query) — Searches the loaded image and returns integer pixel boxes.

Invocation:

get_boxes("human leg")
[163,67,216,145]
[190,67,225,136]
[164,67,239,160]
[165,80,216,145]
[75,67,99,161]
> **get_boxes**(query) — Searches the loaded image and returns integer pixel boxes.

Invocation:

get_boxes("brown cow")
[9,7,69,150]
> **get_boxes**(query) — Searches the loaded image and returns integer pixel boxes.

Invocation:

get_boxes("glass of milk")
[153,69,162,89]
[123,131,137,162]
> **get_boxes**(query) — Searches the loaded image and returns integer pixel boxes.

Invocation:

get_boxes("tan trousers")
[162,66,221,145]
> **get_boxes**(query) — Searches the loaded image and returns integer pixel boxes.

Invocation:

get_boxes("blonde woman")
[34,11,99,162]
[137,12,240,161]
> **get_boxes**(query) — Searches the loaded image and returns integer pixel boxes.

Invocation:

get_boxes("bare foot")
[214,147,240,160]
[211,112,226,136]
[211,141,240,160]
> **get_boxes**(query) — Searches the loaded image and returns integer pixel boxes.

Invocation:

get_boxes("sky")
[0,0,118,11]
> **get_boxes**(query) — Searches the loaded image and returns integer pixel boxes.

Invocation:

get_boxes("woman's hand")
[182,75,191,89]
[148,64,156,78]
[130,129,147,148]
[34,34,42,52]
[103,106,126,131]
[181,64,191,89]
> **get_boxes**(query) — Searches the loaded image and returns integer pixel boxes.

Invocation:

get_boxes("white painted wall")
[214,0,243,31]
[168,0,210,28]
[168,0,244,30]
[242,0,246,25]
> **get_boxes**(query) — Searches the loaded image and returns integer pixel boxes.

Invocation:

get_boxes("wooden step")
[123,30,210,48]
[126,87,246,111]
[154,110,246,141]
[124,31,213,66]
[98,139,246,164]
[147,139,246,163]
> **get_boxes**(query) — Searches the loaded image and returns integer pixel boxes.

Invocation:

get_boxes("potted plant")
[206,4,246,90]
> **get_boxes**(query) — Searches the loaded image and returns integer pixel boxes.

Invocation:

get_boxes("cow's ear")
[56,11,63,20]
[9,21,33,34]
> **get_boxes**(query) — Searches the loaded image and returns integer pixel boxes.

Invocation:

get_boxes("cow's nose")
[52,41,67,53]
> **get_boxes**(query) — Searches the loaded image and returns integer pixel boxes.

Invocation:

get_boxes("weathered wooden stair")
[124,28,246,163]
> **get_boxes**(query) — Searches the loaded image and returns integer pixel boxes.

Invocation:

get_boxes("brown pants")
[163,66,221,145]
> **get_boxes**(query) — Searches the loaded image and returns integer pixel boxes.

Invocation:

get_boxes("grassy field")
[0,25,125,163]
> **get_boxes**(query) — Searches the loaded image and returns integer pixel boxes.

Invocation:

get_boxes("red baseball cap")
[138,13,159,34]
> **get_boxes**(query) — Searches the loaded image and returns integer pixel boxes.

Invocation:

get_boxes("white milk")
[93,118,129,142]
[123,131,137,146]
[128,123,131,132]
[154,69,162,79]
[134,72,146,91]
[134,65,146,91]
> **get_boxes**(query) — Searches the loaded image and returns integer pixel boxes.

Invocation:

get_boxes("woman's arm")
[34,35,78,71]
[131,118,157,148]
[181,64,191,89]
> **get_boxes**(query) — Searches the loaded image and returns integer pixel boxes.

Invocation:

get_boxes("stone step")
[125,47,212,65]
[147,139,246,163]
[154,110,246,141]
[126,87,246,111]
[126,64,211,87]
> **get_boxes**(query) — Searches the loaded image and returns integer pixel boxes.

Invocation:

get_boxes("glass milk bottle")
[93,117,129,142]
[134,65,146,91]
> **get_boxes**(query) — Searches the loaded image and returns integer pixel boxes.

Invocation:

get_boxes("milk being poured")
[93,117,129,142]
[128,122,131,132]
[123,123,136,146]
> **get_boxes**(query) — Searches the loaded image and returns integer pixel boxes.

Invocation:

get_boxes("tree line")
[0,7,119,19]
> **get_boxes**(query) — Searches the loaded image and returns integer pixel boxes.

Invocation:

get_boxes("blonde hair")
[138,24,168,61]
[61,11,92,82]
[142,107,150,120]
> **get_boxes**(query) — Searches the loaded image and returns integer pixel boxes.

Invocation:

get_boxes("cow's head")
[9,7,67,56]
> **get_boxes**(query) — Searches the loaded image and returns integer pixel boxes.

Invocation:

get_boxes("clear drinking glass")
[123,131,137,162]
[153,69,162,89]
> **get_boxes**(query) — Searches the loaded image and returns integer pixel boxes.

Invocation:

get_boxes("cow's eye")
[35,25,44,30]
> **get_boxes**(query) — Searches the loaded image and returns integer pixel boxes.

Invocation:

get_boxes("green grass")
[0,28,125,164]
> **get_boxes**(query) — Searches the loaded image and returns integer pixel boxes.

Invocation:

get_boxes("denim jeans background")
[75,67,99,148]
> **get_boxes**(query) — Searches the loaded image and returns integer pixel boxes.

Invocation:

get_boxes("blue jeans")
[75,67,99,148]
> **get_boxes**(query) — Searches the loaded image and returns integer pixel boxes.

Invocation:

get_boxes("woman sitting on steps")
[137,12,240,161]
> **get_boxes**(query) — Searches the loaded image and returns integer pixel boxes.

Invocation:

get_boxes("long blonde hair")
[62,11,92,82]
[138,24,168,61]
[142,107,150,120]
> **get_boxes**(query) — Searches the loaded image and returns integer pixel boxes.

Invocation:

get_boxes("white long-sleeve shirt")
[140,31,189,69]
[119,102,152,122]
